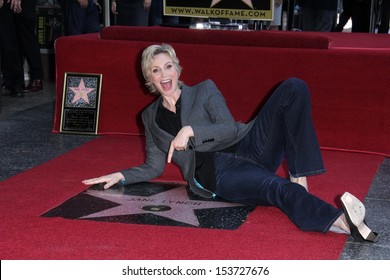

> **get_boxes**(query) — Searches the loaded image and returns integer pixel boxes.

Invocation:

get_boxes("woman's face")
[150,53,180,98]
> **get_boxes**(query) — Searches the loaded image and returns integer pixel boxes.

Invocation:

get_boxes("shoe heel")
[341,192,378,243]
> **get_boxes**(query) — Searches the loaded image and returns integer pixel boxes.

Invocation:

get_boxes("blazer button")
[188,145,193,150]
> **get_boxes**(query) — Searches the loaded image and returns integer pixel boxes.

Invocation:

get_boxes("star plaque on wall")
[60,72,102,135]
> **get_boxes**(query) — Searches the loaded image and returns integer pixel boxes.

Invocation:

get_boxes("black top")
[156,96,217,192]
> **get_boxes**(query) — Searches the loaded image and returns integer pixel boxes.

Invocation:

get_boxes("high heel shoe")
[340,192,378,242]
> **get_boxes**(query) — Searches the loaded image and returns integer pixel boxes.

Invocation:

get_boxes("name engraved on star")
[129,197,155,202]
[129,197,202,206]
[161,200,203,206]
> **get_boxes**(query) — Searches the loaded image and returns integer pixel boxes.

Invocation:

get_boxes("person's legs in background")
[62,0,100,35]
[116,0,150,26]
[16,0,44,92]
[378,0,390,33]
[0,2,25,97]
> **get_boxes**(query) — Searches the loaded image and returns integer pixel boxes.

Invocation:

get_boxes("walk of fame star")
[69,78,94,104]
[42,182,254,230]
[82,187,244,226]
[211,0,254,9]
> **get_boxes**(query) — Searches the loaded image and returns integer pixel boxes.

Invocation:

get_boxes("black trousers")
[59,0,100,35]
[378,1,390,34]
[0,0,43,90]
[115,0,150,26]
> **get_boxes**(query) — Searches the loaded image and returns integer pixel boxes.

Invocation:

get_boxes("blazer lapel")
[148,97,174,151]
[180,85,194,127]
[148,86,195,151]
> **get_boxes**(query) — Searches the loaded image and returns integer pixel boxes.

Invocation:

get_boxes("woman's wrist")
[115,172,125,185]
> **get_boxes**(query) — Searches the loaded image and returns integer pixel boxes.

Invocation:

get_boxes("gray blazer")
[121,79,254,198]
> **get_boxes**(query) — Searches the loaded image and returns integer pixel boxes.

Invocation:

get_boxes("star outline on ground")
[80,186,244,227]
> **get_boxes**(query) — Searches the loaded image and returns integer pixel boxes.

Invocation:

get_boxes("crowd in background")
[1,0,389,99]
[34,0,390,34]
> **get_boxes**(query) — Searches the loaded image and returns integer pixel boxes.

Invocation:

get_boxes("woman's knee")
[283,78,309,95]
[276,78,311,108]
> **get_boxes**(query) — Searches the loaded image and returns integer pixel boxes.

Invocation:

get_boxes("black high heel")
[340,192,378,243]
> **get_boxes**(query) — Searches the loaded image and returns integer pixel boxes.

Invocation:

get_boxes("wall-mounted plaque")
[60,73,102,135]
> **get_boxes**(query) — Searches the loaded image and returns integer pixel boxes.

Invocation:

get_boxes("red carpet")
[0,135,384,260]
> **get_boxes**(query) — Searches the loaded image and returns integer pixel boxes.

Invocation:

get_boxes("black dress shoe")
[341,192,378,242]
[1,83,11,95]
[24,80,43,92]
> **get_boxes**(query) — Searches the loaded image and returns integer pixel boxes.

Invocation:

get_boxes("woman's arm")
[167,125,194,163]
[83,106,167,189]
[120,118,167,183]
[189,80,239,150]
[82,172,125,189]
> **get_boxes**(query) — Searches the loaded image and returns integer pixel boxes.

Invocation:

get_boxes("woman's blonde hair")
[141,44,183,93]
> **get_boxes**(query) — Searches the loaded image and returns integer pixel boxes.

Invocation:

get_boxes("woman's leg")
[214,153,342,232]
[237,78,326,180]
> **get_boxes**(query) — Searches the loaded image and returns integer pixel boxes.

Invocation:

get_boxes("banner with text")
[164,0,274,20]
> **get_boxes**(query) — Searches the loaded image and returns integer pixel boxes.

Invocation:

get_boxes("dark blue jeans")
[214,78,342,233]
[60,0,100,35]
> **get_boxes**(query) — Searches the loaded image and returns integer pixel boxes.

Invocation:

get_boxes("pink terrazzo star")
[69,78,94,104]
